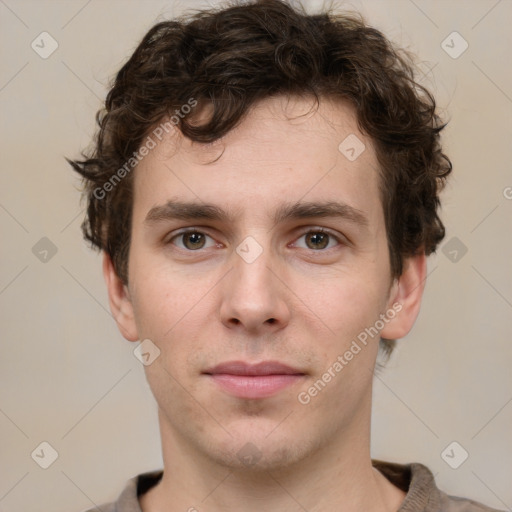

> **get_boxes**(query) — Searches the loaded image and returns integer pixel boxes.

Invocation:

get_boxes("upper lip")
[203,360,304,376]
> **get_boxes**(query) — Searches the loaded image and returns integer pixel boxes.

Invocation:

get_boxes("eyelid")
[165,227,219,249]
[291,227,347,249]
[164,225,348,251]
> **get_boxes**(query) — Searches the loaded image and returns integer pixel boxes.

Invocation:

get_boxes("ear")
[102,251,139,342]
[380,253,427,340]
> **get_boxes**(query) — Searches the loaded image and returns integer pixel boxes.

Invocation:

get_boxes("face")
[108,95,422,472]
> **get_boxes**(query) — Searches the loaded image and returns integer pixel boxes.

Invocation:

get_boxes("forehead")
[132,95,383,228]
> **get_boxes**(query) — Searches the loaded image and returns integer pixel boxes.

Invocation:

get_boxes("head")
[69,0,451,471]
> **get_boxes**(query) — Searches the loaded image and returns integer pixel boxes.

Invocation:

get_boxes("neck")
[140,405,405,512]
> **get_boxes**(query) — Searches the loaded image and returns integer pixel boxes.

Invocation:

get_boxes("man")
[69,1,502,510]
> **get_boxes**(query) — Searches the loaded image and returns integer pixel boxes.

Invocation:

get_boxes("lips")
[204,360,304,376]
[203,361,305,399]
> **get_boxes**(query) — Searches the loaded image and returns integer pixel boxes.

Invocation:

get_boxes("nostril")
[267,318,276,324]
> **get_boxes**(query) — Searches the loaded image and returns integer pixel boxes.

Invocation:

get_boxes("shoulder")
[372,459,505,512]
[79,469,164,512]
[438,490,506,512]
[81,502,116,512]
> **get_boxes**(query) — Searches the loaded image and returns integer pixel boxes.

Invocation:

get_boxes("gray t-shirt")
[82,459,505,511]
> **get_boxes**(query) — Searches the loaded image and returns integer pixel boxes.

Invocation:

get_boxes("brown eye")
[292,229,342,251]
[304,231,331,250]
[182,232,206,250]
[168,230,216,251]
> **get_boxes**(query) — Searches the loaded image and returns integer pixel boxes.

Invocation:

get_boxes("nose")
[219,246,291,334]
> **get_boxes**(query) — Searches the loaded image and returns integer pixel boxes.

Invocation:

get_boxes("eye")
[294,229,341,251]
[168,229,217,251]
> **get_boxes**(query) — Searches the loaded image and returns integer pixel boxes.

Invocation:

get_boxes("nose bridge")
[234,246,273,294]
[220,236,290,330]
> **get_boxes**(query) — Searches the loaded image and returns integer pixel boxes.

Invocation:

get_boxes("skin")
[104,95,426,512]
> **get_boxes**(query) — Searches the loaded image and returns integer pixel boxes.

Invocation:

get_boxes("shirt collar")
[112,460,439,512]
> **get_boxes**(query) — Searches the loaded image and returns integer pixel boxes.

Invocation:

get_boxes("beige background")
[1,0,511,511]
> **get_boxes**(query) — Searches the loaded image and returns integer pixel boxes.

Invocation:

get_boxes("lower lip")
[208,374,304,399]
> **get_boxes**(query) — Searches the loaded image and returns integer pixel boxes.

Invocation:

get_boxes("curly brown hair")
[68,0,452,357]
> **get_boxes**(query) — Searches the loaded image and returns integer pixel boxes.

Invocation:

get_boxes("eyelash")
[166,227,344,252]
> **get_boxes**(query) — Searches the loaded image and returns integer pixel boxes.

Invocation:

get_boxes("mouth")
[203,360,306,399]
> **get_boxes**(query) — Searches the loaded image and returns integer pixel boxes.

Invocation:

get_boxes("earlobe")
[380,253,427,341]
[102,252,139,342]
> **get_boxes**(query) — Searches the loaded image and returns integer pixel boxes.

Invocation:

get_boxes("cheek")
[295,267,389,342]
[130,250,204,333]
[144,360,209,440]
[295,275,384,415]
[129,260,218,372]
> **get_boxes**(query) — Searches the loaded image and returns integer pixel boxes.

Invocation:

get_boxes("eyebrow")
[144,199,369,229]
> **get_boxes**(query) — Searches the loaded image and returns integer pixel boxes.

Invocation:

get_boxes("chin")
[203,425,321,473]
